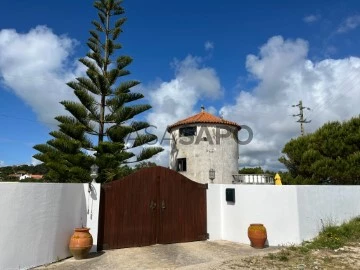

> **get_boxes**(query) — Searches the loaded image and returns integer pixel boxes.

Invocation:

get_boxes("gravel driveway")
[35,240,279,270]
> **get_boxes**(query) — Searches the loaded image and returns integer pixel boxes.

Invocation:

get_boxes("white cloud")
[204,41,214,51]
[303,14,321,23]
[337,15,360,33]
[144,55,223,166]
[145,36,360,171]
[206,106,217,115]
[0,160,4,167]
[0,26,222,168]
[0,26,83,126]
[221,35,360,171]
[31,157,42,166]
[2,26,359,173]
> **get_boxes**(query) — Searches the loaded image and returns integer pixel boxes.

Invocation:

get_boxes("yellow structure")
[274,173,282,185]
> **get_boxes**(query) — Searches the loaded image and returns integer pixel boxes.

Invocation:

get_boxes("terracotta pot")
[248,224,267,249]
[69,228,93,259]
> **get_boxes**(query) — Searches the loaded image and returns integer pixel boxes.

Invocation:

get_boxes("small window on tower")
[176,158,187,172]
[179,126,196,137]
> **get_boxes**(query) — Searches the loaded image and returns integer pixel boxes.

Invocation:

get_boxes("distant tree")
[0,164,49,182]
[31,163,49,175]
[21,177,44,183]
[279,116,360,184]
[0,166,18,182]
[238,167,264,174]
[0,166,13,178]
[33,0,163,183]
[134,161,157,171]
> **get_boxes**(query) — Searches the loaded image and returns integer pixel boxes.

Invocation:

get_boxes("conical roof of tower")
[167,107,241,132]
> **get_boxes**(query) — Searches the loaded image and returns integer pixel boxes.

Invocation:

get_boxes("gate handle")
[161,200,166,210]
[149,200,157,210]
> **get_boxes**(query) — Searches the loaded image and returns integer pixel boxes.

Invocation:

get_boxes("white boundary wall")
[207,185,360,246]
[0,182,101,270]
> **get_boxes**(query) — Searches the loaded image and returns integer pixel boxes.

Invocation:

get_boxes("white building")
[167,107,240,184]
[19,173,31,180]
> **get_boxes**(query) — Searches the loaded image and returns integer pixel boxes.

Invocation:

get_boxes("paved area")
[35,241,279,270]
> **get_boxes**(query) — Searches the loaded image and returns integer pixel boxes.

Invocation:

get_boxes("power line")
[292,100,311,136]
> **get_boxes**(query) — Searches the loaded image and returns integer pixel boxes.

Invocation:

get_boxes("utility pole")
[292,100,311,136]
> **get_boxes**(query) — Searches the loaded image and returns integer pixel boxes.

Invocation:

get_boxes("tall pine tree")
[279,115,360,184]
[34,0,163,183]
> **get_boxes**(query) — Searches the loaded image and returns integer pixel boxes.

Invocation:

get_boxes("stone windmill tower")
[167,107,241,184]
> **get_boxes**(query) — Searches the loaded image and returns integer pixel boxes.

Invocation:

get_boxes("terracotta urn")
[248,224,267,249]
[69,227,93,259]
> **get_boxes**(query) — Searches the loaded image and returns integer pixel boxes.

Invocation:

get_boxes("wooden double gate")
[97,166,208,250]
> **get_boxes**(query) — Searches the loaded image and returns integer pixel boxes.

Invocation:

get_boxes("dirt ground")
[34,241,360,269]
[212,242,360,270]
[34,240,279,270]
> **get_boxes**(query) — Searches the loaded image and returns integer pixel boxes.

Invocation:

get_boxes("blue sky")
[1,0,360,169]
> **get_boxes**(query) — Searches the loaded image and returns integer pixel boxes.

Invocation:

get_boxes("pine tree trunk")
[98,11,110,144]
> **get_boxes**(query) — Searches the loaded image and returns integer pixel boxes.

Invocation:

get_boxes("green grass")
[267,250,290,261]
[266,216,360,262]
[302,216,360,250]
[277,250,290,261]
[267,253,276,260]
